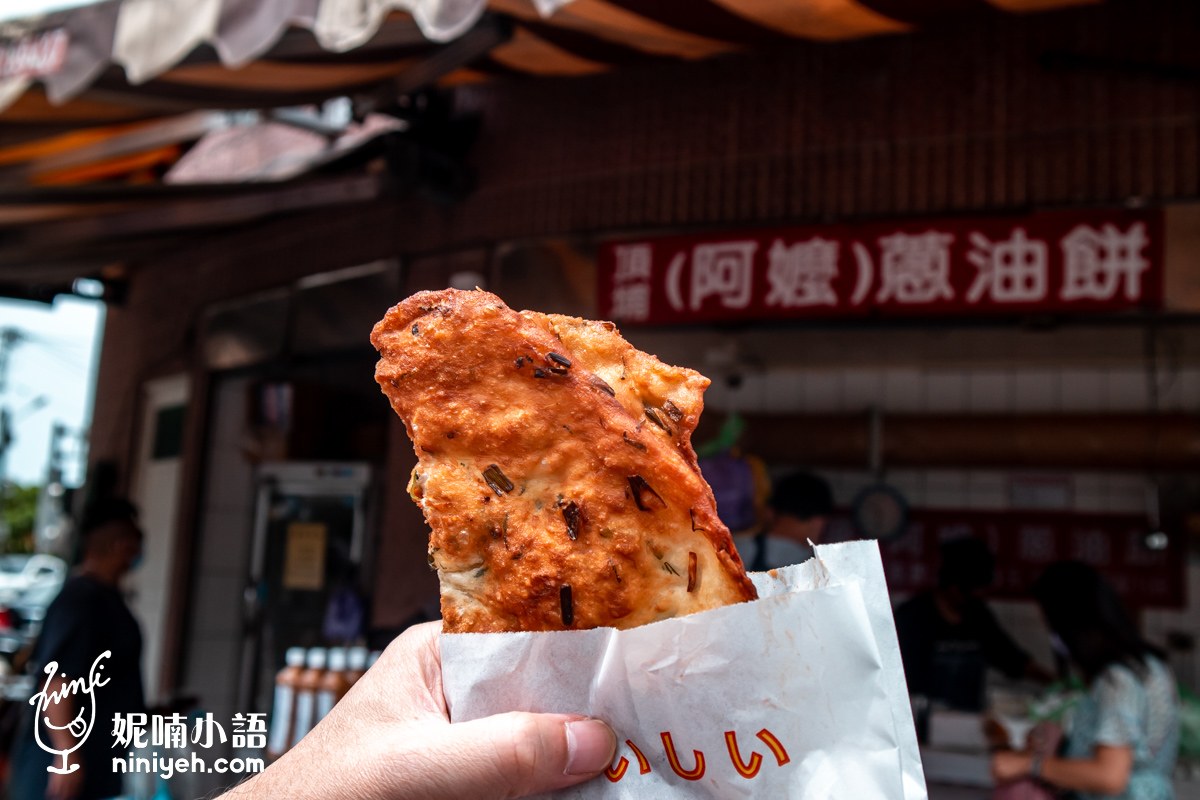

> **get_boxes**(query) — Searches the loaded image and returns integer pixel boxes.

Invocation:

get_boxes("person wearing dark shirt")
[11,499,145,800]
[895,538,1051,712]
[734,472,834,572]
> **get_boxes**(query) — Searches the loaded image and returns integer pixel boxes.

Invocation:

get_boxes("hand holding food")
[371,289,756,633]
[226,622,617,800]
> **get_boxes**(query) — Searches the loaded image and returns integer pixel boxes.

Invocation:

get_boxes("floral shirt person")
[1065,655,1179,800]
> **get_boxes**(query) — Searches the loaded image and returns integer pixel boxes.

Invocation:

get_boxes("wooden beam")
[12,173,384,246]
[266,17,431,60]
[695,412,1200,470]
[77,15,509,114]
[389,14,512,98]
[0,111,222,180]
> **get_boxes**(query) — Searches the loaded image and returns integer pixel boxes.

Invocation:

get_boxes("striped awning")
[0,0,1104,294]
[0,0,1098,126]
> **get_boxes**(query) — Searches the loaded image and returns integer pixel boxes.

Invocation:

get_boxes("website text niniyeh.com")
[113,751,265,779]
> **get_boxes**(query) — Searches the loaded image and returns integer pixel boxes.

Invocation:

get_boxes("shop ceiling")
[0,0,1104,298]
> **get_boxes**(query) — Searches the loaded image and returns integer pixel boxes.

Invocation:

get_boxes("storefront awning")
[0,0,1103,296]
[0,0,1098,124]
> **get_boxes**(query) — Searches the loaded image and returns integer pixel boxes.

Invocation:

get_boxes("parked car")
[0,555,66,607]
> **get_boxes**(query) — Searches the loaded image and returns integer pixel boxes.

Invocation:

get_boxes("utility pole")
[0,327,26,394]
[0,328,21,541]
[34,422,70,556]
[0,408,9,541]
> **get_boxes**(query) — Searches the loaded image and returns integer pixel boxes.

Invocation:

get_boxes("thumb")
[437,712,617,799]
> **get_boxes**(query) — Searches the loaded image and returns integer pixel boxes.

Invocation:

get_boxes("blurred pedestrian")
[896,538,1052,712]
[10,498,146,800]
[741,471,833,571]
[992,562,1179,799]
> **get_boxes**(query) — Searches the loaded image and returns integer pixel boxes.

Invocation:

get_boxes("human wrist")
[1028,752,1043,778]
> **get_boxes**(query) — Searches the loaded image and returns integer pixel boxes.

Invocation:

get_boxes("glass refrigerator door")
[238,463,370,715]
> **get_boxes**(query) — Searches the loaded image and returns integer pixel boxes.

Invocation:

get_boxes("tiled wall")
[704,366,1200,416]
[702,358,1200,689]
[1145,567,1200,693]
[808,468,1150,517]
[768,465,1160,686]
[180,376,255,781]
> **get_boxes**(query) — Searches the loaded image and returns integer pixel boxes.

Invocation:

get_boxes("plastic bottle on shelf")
[367,650,382,670]
[290,647,326,747]
[266,647,306,759]
[346,646,368,686]
[315,648,349,722]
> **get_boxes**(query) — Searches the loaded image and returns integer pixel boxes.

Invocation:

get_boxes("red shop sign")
[598,208,1163,324]
[825,509,1182,608]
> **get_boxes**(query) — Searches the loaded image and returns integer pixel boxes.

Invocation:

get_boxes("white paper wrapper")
[442,540,927,800]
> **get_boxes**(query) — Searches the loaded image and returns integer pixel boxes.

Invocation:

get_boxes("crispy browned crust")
[372,289,757,633]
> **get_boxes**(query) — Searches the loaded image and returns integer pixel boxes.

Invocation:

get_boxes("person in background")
[10,499,146,800]
[895,538,1052,713]
[736,471,833,572]
[992,562,1179,800]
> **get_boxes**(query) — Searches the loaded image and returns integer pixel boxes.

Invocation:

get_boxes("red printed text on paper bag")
[603,729,790,784]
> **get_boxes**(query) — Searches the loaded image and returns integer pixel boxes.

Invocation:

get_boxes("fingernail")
[564,718,616,775]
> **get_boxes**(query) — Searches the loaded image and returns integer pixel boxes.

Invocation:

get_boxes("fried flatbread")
[372,289,756,633]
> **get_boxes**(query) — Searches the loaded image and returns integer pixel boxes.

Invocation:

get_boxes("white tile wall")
[1180,370,1200,410]
[718,362,1194,686]
[924,469,969,508]
[1106,368,1149,410]
[802,372,842,413]
[1143,564,1200,693]
[883,369,923,412]
[967,371,1011,412]
[966,472,1008,509]
[1106,475,1151,515]
[1072,473,1107,513]
[182,376,256,728]
[740,373,768,411]
[925,371,968,413]
[763,371,802,413]
[886,470,925,507]
[843,369,883,411]
[812,468,1149,514]
[1012,369,1058,411]
[1059,369,1105,411]
[702,366,1200,415]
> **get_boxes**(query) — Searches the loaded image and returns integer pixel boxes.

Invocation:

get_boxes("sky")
[0,295,104,487]
[0,0,103,23]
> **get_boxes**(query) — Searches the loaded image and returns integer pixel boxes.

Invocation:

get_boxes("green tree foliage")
[1,485,38,554]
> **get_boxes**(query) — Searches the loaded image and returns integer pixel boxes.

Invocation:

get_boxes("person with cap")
[735,471,834,572]
[10,498,146,800]
[895,538,1053,713]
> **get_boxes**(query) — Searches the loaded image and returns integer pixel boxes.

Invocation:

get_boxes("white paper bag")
[441,540,927,800]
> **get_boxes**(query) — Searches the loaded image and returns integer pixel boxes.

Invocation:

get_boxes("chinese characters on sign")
[598,210,1163,324]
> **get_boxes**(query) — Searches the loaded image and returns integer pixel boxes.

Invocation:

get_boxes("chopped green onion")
[562,501,582,540]
[560,585,574,626]
[627,475,666,511]
[483,464,514,495]
[589,376,616,396]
